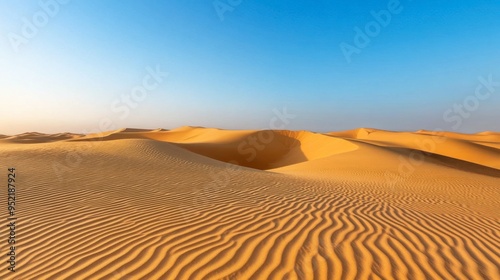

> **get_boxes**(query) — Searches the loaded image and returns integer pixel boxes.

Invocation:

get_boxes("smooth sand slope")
[0,127,499,279]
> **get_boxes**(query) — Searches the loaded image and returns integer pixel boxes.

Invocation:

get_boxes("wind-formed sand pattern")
[1,126,499,279]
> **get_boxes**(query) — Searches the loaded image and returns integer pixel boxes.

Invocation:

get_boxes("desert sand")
[0,127,499,279]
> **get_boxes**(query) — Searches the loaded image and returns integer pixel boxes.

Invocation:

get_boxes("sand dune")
[0,127,499,279]
[328,129,500,170]
[73,127,359,169]
[416,129,500,142]
[1,132,83,143]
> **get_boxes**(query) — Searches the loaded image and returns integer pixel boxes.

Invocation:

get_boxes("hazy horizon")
[1,0,500,135]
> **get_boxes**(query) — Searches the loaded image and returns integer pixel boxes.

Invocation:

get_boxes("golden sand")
[1,127,498,279]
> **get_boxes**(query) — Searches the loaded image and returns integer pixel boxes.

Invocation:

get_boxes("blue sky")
[1,0,499,134]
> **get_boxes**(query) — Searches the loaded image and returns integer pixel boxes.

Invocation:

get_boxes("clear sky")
[1,0,499,135]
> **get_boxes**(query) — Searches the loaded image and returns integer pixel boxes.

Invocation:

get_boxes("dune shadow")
[170,130,308,170]
[389,147,500,178]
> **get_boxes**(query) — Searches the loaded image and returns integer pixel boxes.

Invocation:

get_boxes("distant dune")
[0,127,499,279]
[1,132,83,143]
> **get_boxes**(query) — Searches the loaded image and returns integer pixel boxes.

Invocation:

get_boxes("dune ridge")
[0,127,499,279]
